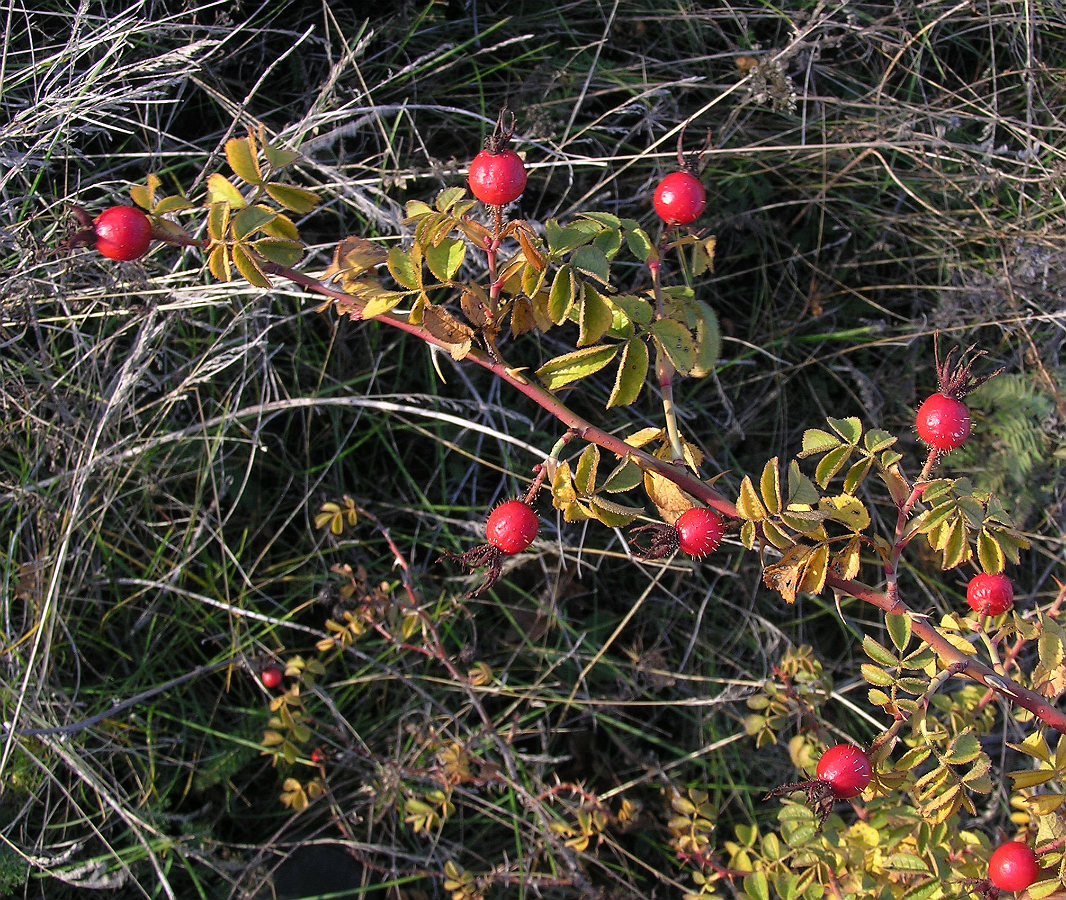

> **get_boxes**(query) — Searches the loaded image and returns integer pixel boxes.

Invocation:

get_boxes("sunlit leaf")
[571,245,610,285]
[800,428,840,456]
[689,299,720,378]
[536,345,618,390]
[588,495,643,527]
[232,205,276,239]
[977,529,1004,574]
[828,416,862,444]
[206,173,246,208]
[424,236,466,282]
[226,134,263,184]
[129,174,161,211]
[737,475,767,521]
[232,242,271,287]
[549,265,575,324]
[815,444,853,488]
[574,444,599,496]
[578,284,613,347]
[254,237,304,267]
[208,243,230,281]
[607,338,648,408]
[264,182,321,214]
[818,494,870,532]
[651,318,696,375]
[387,245,422,291]
[760,458,782,516]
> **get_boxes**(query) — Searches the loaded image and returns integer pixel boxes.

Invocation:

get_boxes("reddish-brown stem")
[231,256,1064,732]
[261,261,738,520]
[830,573,1066,735]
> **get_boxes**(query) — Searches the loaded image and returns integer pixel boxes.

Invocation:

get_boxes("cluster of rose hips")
[440,497,725,595]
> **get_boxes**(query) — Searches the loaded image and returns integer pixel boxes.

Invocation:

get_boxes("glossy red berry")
[93,205,152,261]
[988,841,1040,892]
[468,149,527,205]
[675,507,725,558]
[485,500,538,555]
[653,170,706,225]
[915,392,971,451]
[260,665,283,689]
[815,744,872,799]
[967,572,1014,616]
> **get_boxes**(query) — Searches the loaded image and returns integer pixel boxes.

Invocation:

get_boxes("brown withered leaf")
[422,305,475,360]
[460,287,491,328]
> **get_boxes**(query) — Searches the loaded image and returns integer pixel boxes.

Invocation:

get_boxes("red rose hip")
[674,507,724,558]
[468,149,527,205]
[653,170,706,225]
[967,572,1014,616]
[260,665,283,689]
[93,205,152,260]
[815,744,872,799]
[915,392,971,451]
[485,500,538,555]
[988,841,1040,892]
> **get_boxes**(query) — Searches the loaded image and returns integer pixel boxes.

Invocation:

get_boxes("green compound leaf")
[424,236,466,283]
[607,337,648,409]
[537,345,619,390]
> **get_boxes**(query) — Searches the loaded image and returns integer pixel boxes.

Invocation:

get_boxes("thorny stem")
[228,261,1062,735]
[831,573,1066,735]
[261,262,738,520]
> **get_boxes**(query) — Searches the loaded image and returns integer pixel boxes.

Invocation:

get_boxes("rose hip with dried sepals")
[915,338,1003,453]
[628,506,724,560]
[438,499,539,596]
[468,108,526,206]
[765,743,872,827]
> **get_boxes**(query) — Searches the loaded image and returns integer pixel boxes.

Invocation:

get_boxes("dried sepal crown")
[932,335,1005,400]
